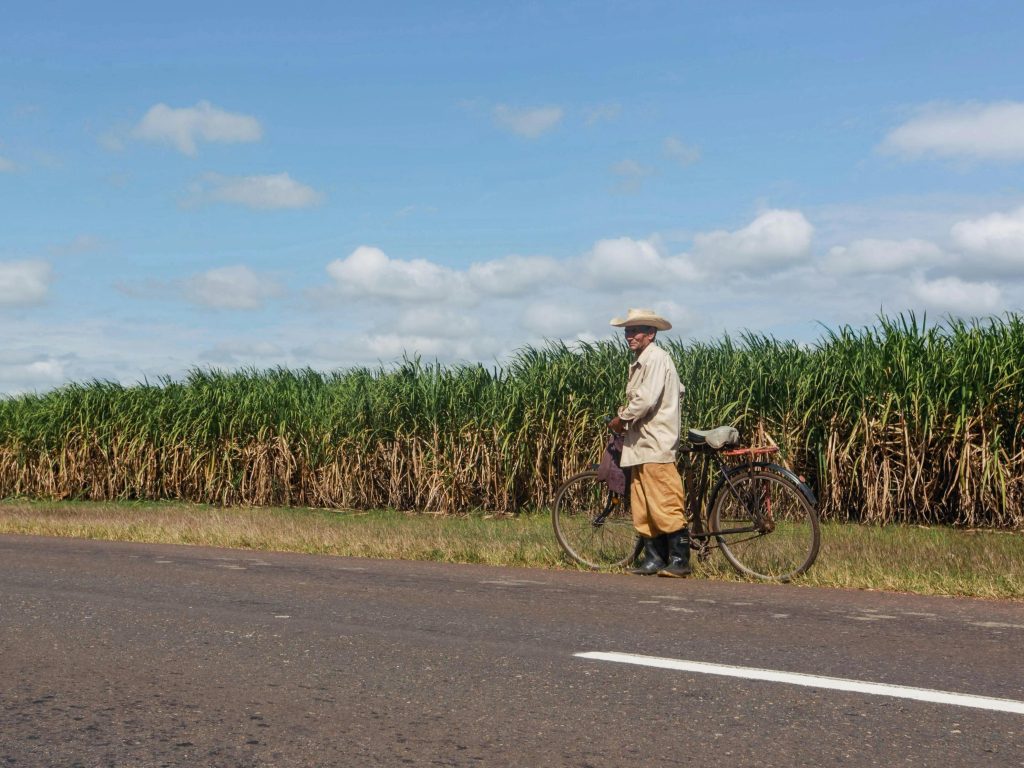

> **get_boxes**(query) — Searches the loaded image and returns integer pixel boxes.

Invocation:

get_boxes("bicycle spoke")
[552,471,639,570]
[711,468,820,581]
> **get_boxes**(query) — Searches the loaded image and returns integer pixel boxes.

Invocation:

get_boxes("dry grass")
[788,524,1024,599]
[4,315,1024,527]
[2,499,1021,600]
[0,499,560,567]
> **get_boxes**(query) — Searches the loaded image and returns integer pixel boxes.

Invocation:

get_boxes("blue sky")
[2,1,1024,393]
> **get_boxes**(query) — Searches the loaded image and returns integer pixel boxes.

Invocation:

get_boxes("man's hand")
[609,416,627,435]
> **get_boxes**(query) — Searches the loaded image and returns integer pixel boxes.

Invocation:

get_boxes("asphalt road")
[2,535,1023,767]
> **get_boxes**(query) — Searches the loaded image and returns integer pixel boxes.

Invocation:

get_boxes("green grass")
[1,499,1021,600]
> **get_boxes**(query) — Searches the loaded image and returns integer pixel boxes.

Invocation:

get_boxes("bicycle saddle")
[688,426,740,449]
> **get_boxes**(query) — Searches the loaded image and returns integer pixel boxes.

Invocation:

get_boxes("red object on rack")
[721,445,779,457]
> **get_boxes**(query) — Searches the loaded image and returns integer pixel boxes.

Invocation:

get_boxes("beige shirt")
[617,343,684,467]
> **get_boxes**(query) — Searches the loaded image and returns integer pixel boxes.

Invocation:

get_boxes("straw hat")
[609,308,672,331]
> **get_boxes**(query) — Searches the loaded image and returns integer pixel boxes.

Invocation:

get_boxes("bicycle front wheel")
[552,471,640,570]
[710,467,820,582]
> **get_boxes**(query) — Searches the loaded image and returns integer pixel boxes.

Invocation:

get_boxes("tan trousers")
[630,462,687,538]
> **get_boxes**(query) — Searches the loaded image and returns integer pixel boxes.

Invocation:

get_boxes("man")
[607,308,690,577]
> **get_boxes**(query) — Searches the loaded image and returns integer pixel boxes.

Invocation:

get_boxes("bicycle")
[551,425,821,582]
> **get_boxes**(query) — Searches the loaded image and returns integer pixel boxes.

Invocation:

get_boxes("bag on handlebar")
[596,433,629,496]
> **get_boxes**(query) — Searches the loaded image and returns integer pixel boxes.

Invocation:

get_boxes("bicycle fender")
[734,462,818,507]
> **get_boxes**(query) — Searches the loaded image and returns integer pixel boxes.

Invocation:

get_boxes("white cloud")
[132,100,263,156]
[521,302,588,337]
[199,340,285,364]
[582,237,659,284]
[0,356,66,393]
[881,101,1024,161]
[392,307,481,338]
[824,238,945,274]
[318,241,707,350]
[492,104,564,138]
[693,209,813,270]
[0,260,53,306]
[0,316,210,395]
[809,196,1008,248]
[24,359,63,379]
[326,246,463,303]
[911,276,1002,315]
[182,266,284,310]
[467,254,562,296]
[611,159,653,192]
[188,173,322,210]
[951,206,1024,273]
[664,136,700,167]
[648,301,698,335]
[117,265,284,309]
[324,248,563,305]
[362,333,499,361]
[0,155,14,172]
[22,199,1024,396]
[580,237,700,288]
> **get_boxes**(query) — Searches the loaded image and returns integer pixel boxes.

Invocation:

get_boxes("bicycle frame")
[680,443,817,541]
[554,427,822,578]
[590,492,625,528]
[586,441,817,542]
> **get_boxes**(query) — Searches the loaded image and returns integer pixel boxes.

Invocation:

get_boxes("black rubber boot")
[654,533,669,563]
[657,528,692,578]
[629,536,666,575]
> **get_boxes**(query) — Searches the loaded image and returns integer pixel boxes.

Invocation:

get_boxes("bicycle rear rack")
[720,445,779,458]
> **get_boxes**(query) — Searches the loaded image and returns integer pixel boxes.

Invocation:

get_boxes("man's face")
[624,325,656,354]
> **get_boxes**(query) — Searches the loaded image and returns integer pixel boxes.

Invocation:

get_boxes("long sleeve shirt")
[617,343,684,467]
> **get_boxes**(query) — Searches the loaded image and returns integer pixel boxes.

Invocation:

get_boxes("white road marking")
[971,621,1024,630]
[575,652,1024,715]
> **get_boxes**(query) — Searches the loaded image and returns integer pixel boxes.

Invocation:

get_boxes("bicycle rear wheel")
[709,466,820,582]
[552,470,640,570]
